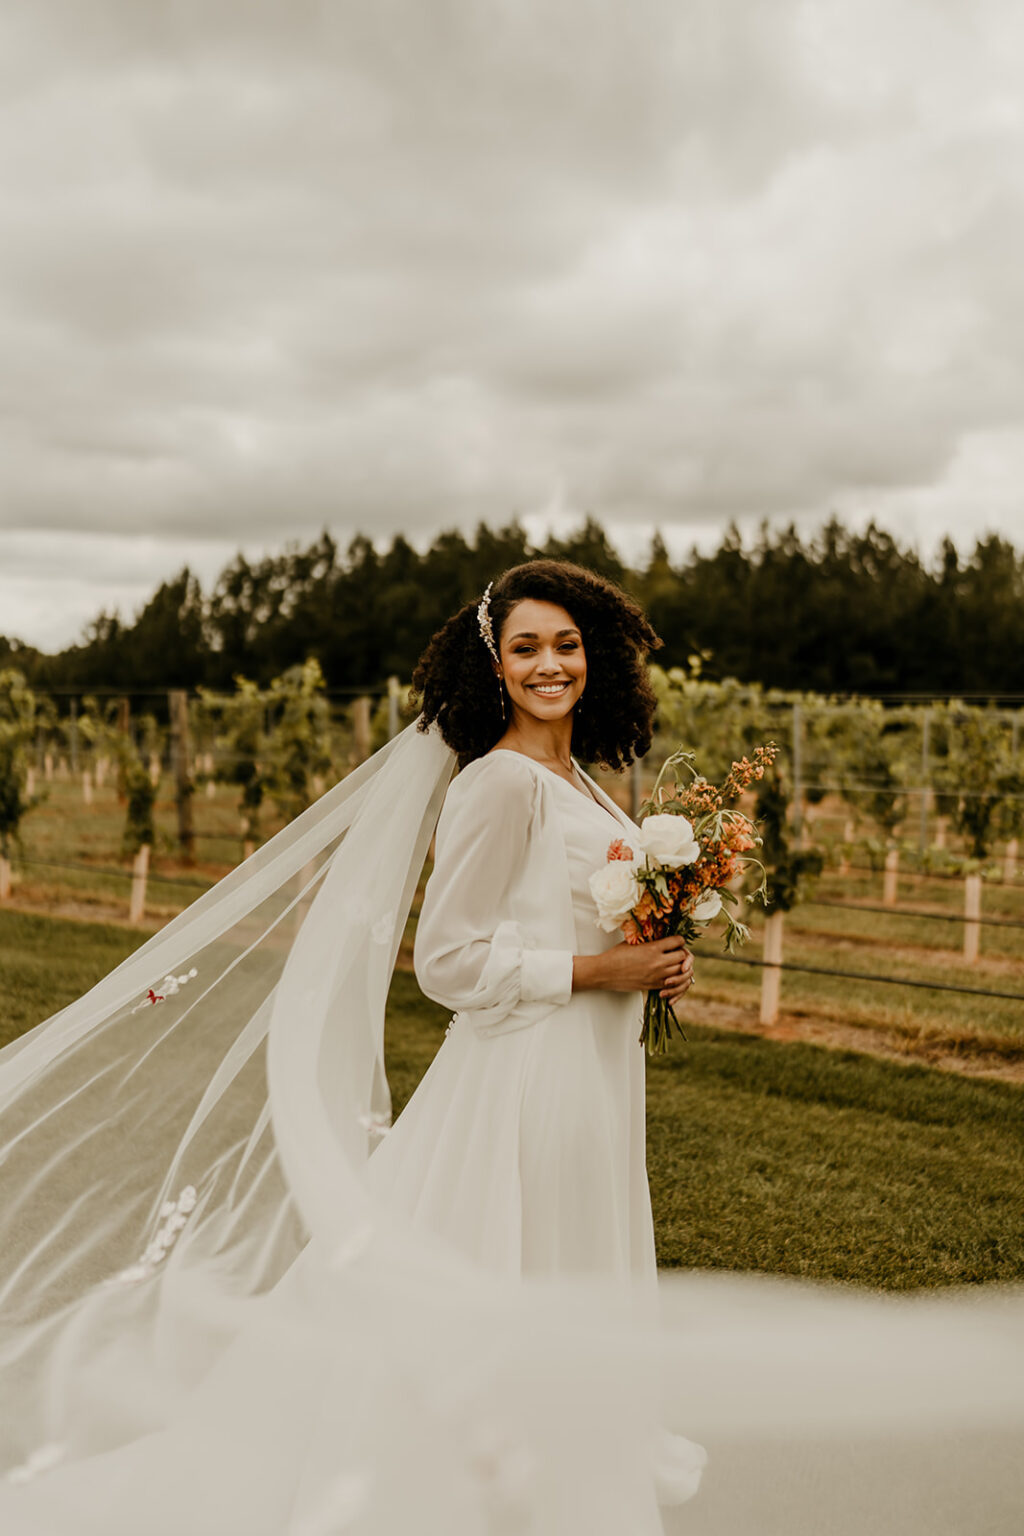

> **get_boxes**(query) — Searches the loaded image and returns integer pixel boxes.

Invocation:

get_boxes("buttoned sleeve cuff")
[519,947,575,1007]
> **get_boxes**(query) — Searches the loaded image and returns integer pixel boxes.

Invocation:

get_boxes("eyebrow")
[508,629,581,641]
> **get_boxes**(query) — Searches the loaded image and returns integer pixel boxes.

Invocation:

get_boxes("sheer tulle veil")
[2,715,1024,1535]
[0,716,456,1467]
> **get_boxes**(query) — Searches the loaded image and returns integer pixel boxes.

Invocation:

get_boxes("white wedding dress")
[2,721,1023,1534]
[368,749,658,1283]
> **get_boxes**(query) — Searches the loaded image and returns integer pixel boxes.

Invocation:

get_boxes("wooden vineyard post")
[760,910,784,1025]
[838,818,855,876]
[1004,839,1019,883]
[918,709,931,850]
[82,771,93,806]
[963,873,982,964]
[69,698,79,778]
[25,766,35,800]
[791,701,803,840]
[0,852,10,901]
[352,696,372,765]
[883,848,899,906]
[934,818,946,849]
[168,690,195,864]
[387,675,401,741]
[128,844,150,925]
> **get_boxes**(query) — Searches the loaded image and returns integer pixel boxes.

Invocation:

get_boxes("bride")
[368,560,696,1282]
[1,559,1022,1535]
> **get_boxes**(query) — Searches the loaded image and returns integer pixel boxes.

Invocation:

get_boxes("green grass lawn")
[0,909,151,1049]
[5,908,1024,1291]
[385,967,1024,1290]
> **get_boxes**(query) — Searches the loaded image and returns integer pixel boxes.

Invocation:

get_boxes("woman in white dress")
[368,559,695,1284]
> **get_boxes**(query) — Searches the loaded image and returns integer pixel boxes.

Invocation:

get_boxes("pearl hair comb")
[477,583,499,666]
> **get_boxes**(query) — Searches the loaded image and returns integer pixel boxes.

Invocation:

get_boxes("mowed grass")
[0,908,150,1049]
[385,967,1024,1290]
[5,908,1024,1291]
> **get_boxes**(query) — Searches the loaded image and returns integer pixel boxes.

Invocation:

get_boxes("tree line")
[3,517,1023,699]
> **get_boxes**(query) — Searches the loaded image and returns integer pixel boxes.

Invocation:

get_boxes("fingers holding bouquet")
[659,945,695,1004]
[599,935,692,996]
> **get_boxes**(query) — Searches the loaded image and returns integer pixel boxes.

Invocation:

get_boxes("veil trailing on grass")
[1,715,1023,1534]
[0,717,456,1469]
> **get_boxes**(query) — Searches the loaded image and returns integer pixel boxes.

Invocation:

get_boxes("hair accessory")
[477,583,506,719]
[477,583,499,666]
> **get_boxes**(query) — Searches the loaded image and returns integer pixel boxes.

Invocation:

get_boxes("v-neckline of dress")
[487,749,631,829]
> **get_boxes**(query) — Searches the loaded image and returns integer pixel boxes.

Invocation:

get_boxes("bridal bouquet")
[589,744,778,1055]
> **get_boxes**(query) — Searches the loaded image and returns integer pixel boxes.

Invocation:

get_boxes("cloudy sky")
[2,0,1023,650]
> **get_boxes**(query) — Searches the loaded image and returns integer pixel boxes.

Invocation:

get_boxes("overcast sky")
[2,0,1023,650]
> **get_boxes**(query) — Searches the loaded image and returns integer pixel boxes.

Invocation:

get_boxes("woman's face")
[497,598,587,723]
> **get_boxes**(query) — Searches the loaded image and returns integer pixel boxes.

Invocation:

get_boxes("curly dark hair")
[412,559,662,770]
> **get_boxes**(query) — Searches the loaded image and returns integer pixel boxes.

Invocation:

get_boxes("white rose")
[636,814,700,869]
[588,861,642,932]
[690,889,722,922]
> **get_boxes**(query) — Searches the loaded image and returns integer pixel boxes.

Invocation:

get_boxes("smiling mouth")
[528,682,572,696]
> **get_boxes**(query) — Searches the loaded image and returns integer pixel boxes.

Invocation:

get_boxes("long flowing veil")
[0,716,455,1468]
[1,715,1024,1535]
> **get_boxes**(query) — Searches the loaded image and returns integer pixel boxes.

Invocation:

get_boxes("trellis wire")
[806,897,1024,931]
[839,860,1024,888]
[706,953,1024,1005]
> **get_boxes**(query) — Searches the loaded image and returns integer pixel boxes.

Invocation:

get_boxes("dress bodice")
[524,760,640,958]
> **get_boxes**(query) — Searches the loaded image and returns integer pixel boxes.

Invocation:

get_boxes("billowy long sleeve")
[414,752,575,1036]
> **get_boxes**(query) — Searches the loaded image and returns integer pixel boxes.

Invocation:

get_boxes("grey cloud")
[1,0,1023,648]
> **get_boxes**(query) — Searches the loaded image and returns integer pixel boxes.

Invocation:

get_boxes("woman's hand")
[572,937,694,1003]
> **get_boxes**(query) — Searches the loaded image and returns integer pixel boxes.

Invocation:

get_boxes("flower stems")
[639,992,688,1056]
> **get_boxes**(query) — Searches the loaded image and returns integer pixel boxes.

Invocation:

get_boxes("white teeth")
[531,684,568,695]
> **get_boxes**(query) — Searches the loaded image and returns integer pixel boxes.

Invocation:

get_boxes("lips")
[528,682,572,697]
